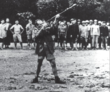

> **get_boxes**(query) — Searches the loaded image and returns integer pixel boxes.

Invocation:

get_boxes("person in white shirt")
[26,19,35,49]
[0,19,6,49]
[10,20,24,49]
[79,21,89,49]
[91,19,100,49]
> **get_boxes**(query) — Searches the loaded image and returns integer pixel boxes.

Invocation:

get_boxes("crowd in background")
[0,18,110,50]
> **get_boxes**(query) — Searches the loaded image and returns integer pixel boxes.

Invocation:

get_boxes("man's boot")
[55,76,66,84]
[31,77,38,83]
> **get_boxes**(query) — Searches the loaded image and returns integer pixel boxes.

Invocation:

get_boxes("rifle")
[35,4,77,37]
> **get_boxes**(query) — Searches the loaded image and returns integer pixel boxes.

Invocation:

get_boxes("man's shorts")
[27,34,32,42]
[13,34,22,42]
[38,44,55,61]
[59,33,66,42]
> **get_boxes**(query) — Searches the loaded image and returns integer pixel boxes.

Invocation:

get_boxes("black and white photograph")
[0,0,109,92]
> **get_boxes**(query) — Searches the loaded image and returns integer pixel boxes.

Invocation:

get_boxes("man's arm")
[53,14,60,25]
[10,25,14,34]
[20,25,24,34]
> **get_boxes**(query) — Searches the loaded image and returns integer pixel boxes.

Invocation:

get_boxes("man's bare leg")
[32,59,43,83]
[49,59,65,84]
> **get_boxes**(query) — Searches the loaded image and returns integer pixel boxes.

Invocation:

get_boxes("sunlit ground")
[0,43,109,92]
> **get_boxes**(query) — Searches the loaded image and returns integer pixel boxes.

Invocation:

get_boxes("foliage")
[0,0,110,21]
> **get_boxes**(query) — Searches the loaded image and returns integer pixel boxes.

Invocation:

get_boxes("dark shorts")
[38,44,55,61]
[59,33,66,42]
[73,36,77,43]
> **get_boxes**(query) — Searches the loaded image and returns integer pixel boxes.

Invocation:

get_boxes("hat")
[59,21,65,25]
[90,20,93,22]
[36,19,43,25]
[85,20,89,23]
[70,18,76,21]
[82,21,86,23]
[94,19,97,22]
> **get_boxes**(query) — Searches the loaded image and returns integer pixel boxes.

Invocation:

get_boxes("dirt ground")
[0,43,109,92]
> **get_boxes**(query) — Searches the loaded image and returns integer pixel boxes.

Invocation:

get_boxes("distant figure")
[4,18,11,48]
[91,20,100,49]
[26,19,35,49]
[0,19,6,49]
[79,21,89,50]
[58,20,68,50]
[99,22,108,50]
[10,20,24,49]
[68,18,79,50]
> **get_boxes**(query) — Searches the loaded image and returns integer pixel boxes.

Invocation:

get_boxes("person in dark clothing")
[4,18,11,48]
[99,22,108,49]
[32,14,65,84]
[68,18,79,50]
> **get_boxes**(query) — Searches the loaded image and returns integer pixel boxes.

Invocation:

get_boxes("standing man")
[4,18,11,48]
[87,20,93,49]
[10,20,24,49]
[32,14,65,84]
[79,21,89,50]
[99,22,108,50]
[26,19,35,49]
[68,18,79,50]
[0,19,6,49]
[58,20,68,50]
[91,20,100,49]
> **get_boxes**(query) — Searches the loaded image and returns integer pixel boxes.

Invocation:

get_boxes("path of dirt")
[0,44,109,92]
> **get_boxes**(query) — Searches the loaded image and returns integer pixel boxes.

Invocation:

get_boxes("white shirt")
[26,23,35,35]
[0,24,7,38]
[10,24,24,34]
[91,24,100,36]
[79,25,89,38]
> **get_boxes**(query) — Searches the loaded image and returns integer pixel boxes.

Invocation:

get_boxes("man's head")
[59,21,65,26]
[28,19,32,24]
[67,21,71,26]
[94,19,98,25]
[77,19,81,24]
[15,20,19,25]
[35,19,43,26]
[1,19,5,24]
[107,22,110,26]
[89,20,93,25]
[6,18,10,23]
[82,21,86,26]
[85,20,89,25]
[71,18,77,24]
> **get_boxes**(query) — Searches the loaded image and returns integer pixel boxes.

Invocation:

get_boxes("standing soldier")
[26,19,35,49]
[32,14,65,84]
[10,20,24,49]
[4,18,11,48]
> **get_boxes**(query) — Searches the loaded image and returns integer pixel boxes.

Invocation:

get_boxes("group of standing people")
[0,18,11,49]
[0,17,110,50]
[56,18,110,50]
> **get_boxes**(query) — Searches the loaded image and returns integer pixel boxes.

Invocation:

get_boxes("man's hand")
[55,14,60,19]
[70,35,72,38]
